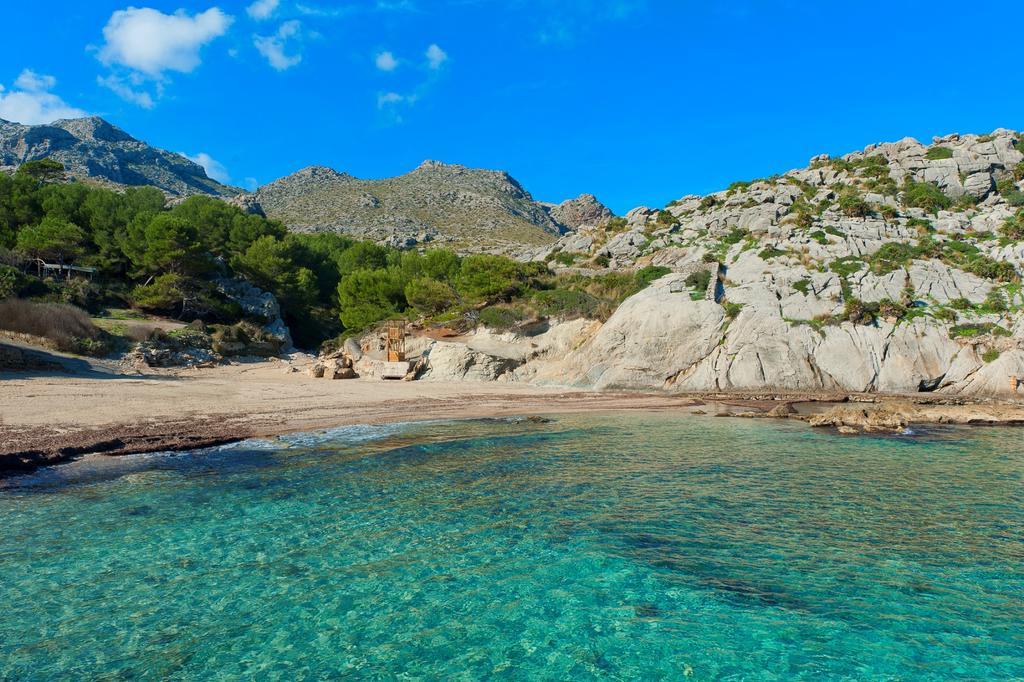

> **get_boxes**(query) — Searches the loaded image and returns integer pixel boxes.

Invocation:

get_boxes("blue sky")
[1,1,1022,214]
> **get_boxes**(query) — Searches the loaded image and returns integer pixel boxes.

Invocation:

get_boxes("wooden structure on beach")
[381,320,411,379]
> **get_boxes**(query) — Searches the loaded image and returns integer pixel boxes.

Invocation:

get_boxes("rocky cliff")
[0,116,237,197]
[416,129,1024,398]
[253,161,612,252]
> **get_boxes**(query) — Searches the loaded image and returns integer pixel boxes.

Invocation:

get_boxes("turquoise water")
[1,414,1023,680]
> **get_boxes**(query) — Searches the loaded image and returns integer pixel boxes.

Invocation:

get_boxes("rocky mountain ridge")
[1,116,614,252]
[409,128,1024,398]
[253,160,612,252]
[0,116,237,197]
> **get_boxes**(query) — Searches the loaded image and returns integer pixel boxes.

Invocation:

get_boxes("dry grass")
[0,299,103,352]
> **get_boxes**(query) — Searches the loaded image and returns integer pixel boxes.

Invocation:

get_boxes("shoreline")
[5,360,1024,477]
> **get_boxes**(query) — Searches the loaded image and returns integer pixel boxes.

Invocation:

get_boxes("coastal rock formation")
[438,129,1024,398]
[0,116,236,197]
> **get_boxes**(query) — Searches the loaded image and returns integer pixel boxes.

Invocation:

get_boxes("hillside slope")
[0,116,236,197]
[254,161,610,252]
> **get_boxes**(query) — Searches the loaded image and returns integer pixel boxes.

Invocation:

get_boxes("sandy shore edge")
[5,359,1024,477]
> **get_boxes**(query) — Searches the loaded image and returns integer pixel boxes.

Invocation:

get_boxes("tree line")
[1,159,612,348]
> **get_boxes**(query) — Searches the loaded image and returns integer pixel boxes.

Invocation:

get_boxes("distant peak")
[293,165,353,180]
[51,116,134,143]
[415,159,458,171]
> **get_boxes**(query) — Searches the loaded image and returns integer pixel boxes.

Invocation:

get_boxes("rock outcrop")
[428,129,1024,398]
[546,193,613,230]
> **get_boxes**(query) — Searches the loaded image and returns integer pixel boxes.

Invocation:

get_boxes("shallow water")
[2,413,1023,680]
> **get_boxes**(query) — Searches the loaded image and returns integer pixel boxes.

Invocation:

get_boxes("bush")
[130,274,191,315]
[404,277,459,315]
[982,289,1008,313]
[877,298,907,320]
[982,349,1001,363]
[829,256,865,278]
[925,147,954,160]
[838,190,872,218]
[902,180,952,213]
[456,254,529,303]
[685,269,712,293]
[548,251,578,267]
[869,242,917,274]
[758,246,787,260]
[656,210,676,226]
[1000,209,1024,241]
[0,298,107,354]
[0,264,26,299]
[531,289,599,319]
[635,265,671,288]
[722,301,743,318]
[841,298,879,325]
[949,323,1011,339]
[478,305,527,330]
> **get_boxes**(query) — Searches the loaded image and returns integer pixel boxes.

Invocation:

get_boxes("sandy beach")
[6,349,1024,476]
[0,356,704,474]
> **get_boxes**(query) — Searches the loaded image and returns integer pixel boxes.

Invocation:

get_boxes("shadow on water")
[618,531,814,612]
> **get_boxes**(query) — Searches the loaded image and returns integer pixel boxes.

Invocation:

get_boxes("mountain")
[0,116,615,252]
[0,116,236,197]
[253,161,610,252]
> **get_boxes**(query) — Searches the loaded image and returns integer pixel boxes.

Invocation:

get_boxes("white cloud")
[377,91,417,108]
[184,151,230,183]
[0,69,88,125]
[246,0,279,20]
[97,74,156,109]
[425,43,447,70]
[375,51,398,72]
[243,177,259,191]
[98,7,234,77]
[14,70,57,92]
[254,20,303,70]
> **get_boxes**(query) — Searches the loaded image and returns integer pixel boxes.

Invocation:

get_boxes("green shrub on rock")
[902,180,952,213]
[925,147,954,160]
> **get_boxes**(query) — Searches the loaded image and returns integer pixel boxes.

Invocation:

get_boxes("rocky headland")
[397,129,1024,401]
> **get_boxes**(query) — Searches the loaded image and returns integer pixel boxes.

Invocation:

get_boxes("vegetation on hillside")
[0,160,665,351]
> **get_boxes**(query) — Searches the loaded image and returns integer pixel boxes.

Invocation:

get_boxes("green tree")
[170,195,285,257]
[232,235,318,310]
[15,216,86,262]
[405,277,459,314]
[336,241,390,275]
[420,248,460,281]
[336,268,406,330]
[287,232,353,296]
[124,214,208,276]
[16,158,66,183]
[455,254,526,303]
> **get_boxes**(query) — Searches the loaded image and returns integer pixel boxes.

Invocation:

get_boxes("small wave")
[278,421,418,448]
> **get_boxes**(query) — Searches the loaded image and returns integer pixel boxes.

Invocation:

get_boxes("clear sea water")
[1,413,1023,680]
